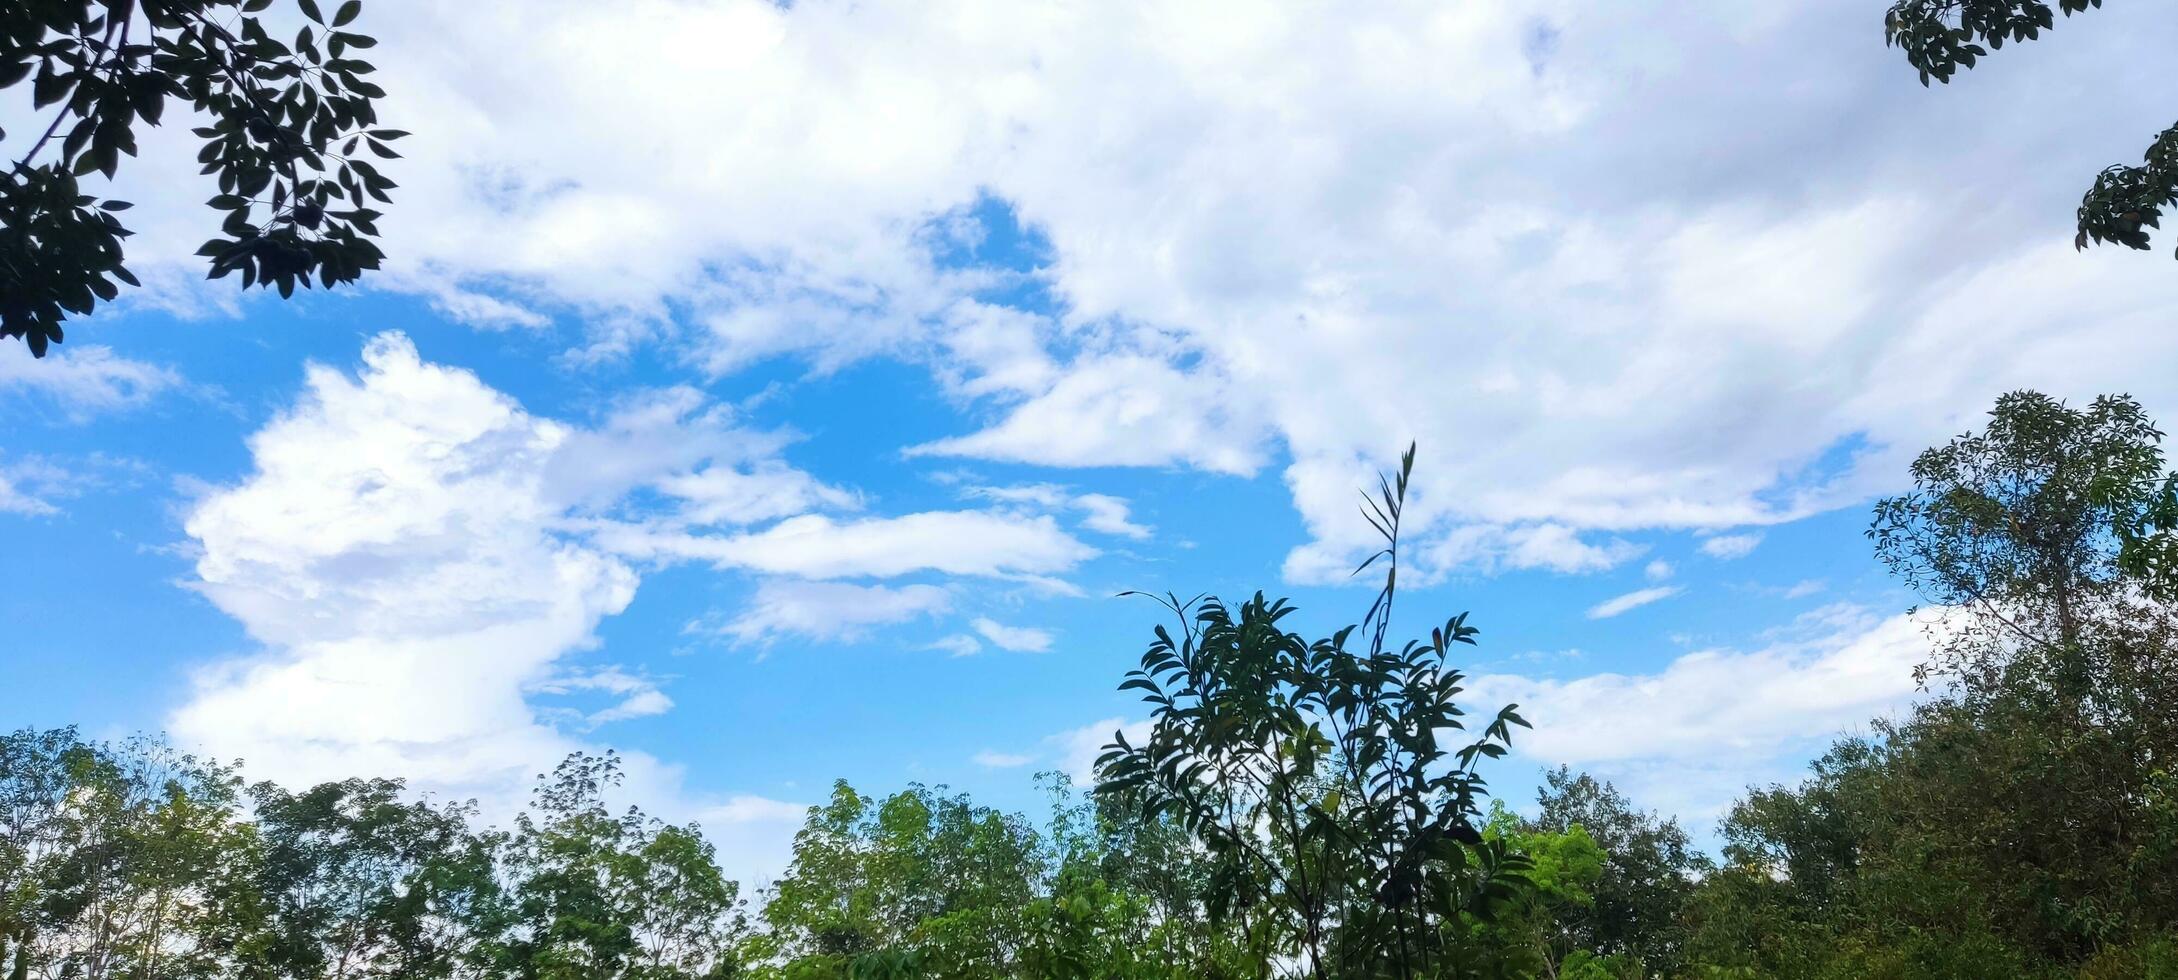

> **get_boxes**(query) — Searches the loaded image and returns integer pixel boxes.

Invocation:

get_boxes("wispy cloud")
[971,617,1055,653]
[1587,586,1684,620]
[1700,534,1763,560]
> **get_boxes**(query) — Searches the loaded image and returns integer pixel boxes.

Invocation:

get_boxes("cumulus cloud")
[167,333,1053,835]
[970,616,1055,653]
[174,333,650,807]
[1586,586,1683,620]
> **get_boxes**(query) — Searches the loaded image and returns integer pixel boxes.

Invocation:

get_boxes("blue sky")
[6,0,2178,884]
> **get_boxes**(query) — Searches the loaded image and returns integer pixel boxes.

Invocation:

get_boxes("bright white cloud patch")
[970,617,1055,653]
[168,333,1027,829]
[90,0,2178,583]
[1050,716,1153,784]
[607,511,1093,582]
[1471,605,1931,817]
[973,750,1035,768]
[1586,586,1683,620]
[927,634,984,657]
[175,333,646,805]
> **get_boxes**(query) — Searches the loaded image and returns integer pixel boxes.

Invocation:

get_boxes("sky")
[7,0,2178,887]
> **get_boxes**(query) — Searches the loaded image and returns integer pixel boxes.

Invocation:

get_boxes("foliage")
[501,752,753,979]
[1530,768,1708,976]
[239,777,506,978]
[761,780,1042,977]
[2,0,401,357]
[1685,389,2178,977]
[1881,1,2178,259]
[0,726,249,980]
[1096,445,1534,980]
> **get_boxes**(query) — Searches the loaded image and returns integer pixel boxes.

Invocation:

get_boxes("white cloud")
[912,355,1269,475]
[530,667,676,727]
[0,344,182,420]
[965,483,1153,539]
[1586,585,1683,620]
[165,333,927,848]
[690,795,813,889]
[923,631,984,653]
[1074,493,1153,539]
[173,333,645,806]
[1645,559,1674,581]
[1049,716,1153,784]
[1700,533,1763,560]
[696,580,954,645]
[0,456,74,516]
[88,0,2178,583]
[1292,519,1642,584]
[606,510,1094,581]
[0,478,55,516]
[927,634,984,657]
[973,750,1035,768]
[970,616,1055,652]
[1470,605,1931,818]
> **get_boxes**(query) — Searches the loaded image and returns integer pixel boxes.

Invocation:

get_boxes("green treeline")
[5,390,2177,980]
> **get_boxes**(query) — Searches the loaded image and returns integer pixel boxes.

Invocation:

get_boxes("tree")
[1095,446,1533,980]
[2,0,402,357]
[1869,391,2178,727]
[1461,802,1622,980]
[501,752,753,980]
[763,780,1045,978]
[1882,1,2178,259]
[240,777,506,979]
[1686,390,2178,976]
[0,727,250,980]
[1529,768,1708,975]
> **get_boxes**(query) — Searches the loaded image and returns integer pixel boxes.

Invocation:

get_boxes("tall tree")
[241,777,506,979]
[1095,446,1533,980]
[1689,390,2178,976]
[500,752,753,980]
[1882,1,2178,259]
[2,0,401,357]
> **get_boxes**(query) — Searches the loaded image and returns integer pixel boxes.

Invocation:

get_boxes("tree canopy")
[2,0,400,357]
[1883,0,2178,259]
